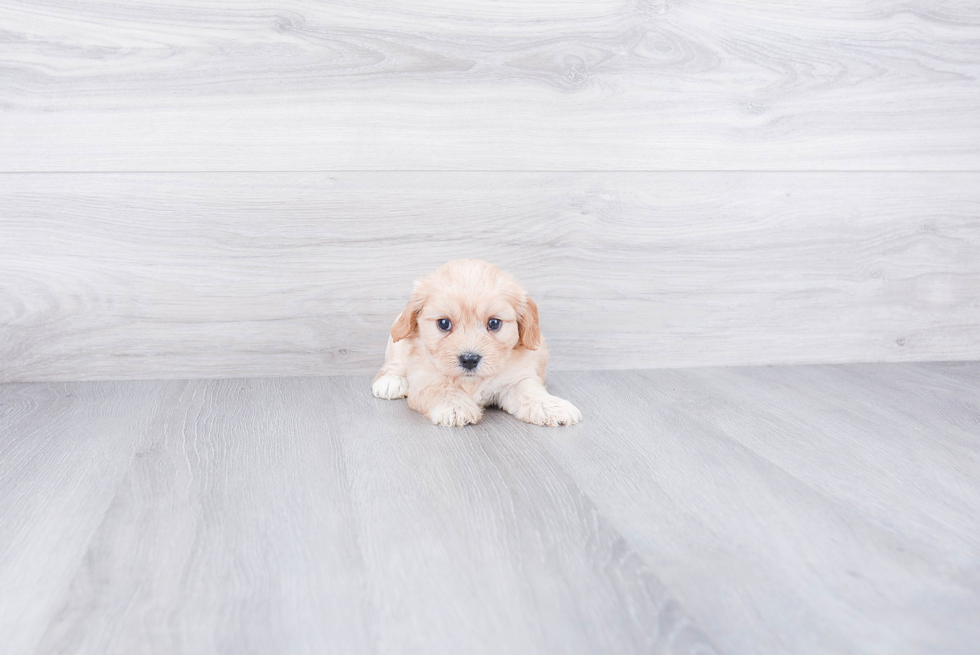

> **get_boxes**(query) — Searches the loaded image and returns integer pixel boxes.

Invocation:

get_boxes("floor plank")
[1,363,978,654]
[33,378,374,655]
[3,171,978,382]
[2,0,978,170]
[540,366,980,654]
[327,376,712,654]
[0,380,168,655]
[28,376,714,655]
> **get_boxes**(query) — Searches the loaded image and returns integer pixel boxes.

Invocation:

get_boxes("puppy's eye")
[487,318,502,332]
[437,318,452,332]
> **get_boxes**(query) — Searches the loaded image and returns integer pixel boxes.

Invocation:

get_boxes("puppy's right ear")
[390,285,425,342]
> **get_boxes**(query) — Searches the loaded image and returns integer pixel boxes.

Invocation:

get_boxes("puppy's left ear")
[517,295,541,350]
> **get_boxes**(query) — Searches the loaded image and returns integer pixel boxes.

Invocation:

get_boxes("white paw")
[429,402,483,428]
[372,374,408,400]
[521,395,582,427]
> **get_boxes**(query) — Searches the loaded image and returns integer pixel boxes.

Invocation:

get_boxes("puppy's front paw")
[372,374,408,400]
[520,395,582,427]
[429,401,483,428]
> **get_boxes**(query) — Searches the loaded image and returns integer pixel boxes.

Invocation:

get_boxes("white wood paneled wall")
[3,0,980,171]
[2,173,978,382]
[1,0,978,381]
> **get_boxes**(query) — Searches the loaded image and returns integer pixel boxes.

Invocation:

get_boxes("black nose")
[458,352,482,370]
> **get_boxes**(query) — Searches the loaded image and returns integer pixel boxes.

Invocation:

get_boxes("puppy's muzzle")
[458,352,482,371]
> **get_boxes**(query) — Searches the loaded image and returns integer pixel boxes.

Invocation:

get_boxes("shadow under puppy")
[372,259,581,427]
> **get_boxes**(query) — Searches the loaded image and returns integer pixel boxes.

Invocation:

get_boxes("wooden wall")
[1,0,979,381]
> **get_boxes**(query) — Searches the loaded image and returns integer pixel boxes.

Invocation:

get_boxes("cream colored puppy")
[372,260,581,428]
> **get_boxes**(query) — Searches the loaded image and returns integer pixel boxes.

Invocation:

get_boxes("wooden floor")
[1,362,978,654]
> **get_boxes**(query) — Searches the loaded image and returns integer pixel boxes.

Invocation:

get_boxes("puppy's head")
[390,259,540,378]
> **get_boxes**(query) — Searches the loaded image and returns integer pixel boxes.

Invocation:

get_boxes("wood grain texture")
[539,365,980,654]
[20,375,717,655]
[32,378,376,655]
[2,363,978,653]
[1,0,979,171]
[0,380,170,655]
[2,171,978,382]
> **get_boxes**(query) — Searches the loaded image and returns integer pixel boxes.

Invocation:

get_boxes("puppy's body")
[372,260,581,427]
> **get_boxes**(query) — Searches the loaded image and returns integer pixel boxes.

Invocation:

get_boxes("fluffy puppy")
[372,260,581,428]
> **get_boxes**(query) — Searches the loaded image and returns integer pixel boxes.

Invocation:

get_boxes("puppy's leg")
[372,336,410,399]
[409,383,483,427]
[497,378,581,427]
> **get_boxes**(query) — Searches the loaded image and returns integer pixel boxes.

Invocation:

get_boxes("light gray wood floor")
[1,362,978,654]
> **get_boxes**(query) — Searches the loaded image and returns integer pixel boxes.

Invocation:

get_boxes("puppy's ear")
[517,296,541,350]
[390,286,425,342]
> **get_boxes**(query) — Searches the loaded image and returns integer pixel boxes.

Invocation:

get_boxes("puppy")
[372,260,581,428]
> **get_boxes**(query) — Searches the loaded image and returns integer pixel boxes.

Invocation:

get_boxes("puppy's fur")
[372,260,581,428]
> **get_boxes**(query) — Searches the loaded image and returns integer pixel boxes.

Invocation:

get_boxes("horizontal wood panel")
[1,172,978,382]
[1,0,979,171]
